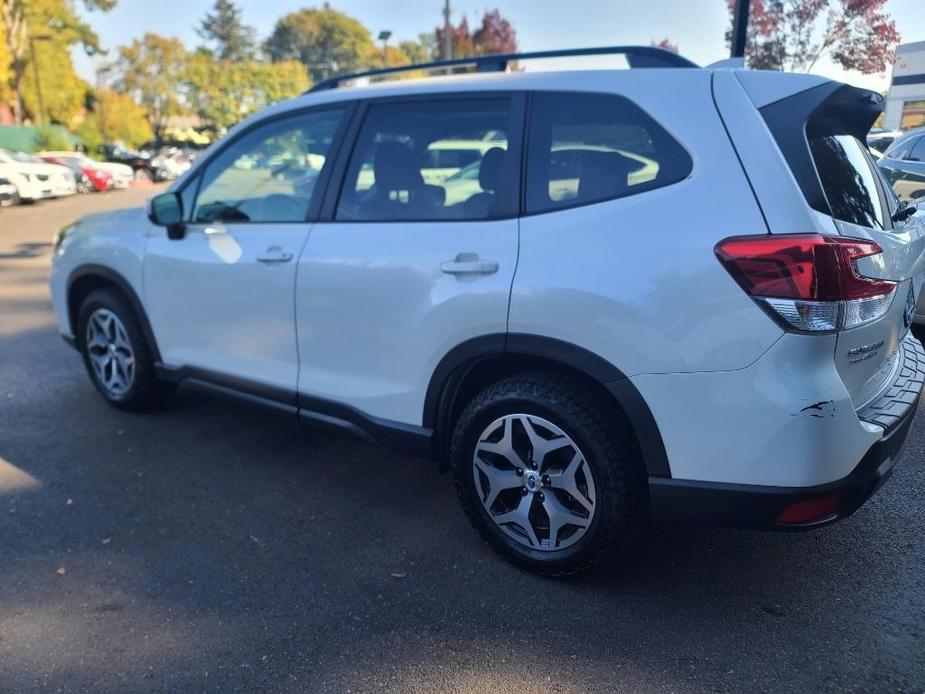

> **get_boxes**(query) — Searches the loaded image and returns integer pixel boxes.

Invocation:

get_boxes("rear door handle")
[257,246,293,264]
[440,254,499,275]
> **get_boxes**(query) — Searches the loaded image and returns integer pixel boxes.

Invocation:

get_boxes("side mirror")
[148,192,186,240]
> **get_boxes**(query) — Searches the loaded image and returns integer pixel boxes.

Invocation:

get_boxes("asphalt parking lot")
[1,189,924,693]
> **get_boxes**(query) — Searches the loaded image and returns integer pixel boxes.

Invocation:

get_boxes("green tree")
[264,5,376,82]
[0,13,14,103]
[398,37,431,64]
[196,0,255,62]
[185,51,309,134]
[19,30,90,125]
[1,0,115,123]
[84,88,152,148]
[112,33,188,139]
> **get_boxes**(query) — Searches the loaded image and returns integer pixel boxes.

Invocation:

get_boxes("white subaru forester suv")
[50,47,925,575]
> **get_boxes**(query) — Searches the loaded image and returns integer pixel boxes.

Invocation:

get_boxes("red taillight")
[715,235,895,300]
[775,493,841,525]
[715,234,897,332]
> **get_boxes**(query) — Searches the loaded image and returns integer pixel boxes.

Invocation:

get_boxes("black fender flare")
[424,333,671,478]
[66,264,162,362]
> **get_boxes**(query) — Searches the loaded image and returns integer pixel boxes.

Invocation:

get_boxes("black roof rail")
[307,45,698,93]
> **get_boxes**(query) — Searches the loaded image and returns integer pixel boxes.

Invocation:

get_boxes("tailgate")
[750,77,925,408]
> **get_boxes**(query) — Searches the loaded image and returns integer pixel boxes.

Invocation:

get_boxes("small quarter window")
[525,91,691,214]
[809,134,886,229]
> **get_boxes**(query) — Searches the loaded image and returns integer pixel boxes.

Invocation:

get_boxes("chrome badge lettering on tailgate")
[848,340,885,364]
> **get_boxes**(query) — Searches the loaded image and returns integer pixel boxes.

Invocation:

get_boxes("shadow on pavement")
[1,320,923,693]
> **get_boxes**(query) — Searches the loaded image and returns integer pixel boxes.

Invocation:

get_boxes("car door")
[144,106,349,397]
[880,135,925,201]
[295,94,524,424]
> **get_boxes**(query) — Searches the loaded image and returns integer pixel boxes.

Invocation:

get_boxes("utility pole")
[378,30,392,67]
[96,65,112,148]
[442,0,452,60]
[28,35,52,126]
[730,0,750,60]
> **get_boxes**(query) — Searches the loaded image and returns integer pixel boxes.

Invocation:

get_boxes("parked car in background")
[878,127,925,202]
[0,175,17,206]
[36,154,94,194]
[99,144,160,181]
[0,149,54,202]
[41,151,133,190]
[38,153,114,193]
[150,147,193,180]
[6,151,77,198]
[867,129,903,153]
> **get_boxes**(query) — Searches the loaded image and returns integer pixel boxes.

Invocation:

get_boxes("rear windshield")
[809,134,886,229]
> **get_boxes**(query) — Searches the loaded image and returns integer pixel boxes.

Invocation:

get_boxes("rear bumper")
[650,334,924,530]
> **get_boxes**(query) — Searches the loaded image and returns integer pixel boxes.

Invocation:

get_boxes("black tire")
[912,324,925,345]
[451,371,644,577]
[0,189,19,207]
[76,287,175,410]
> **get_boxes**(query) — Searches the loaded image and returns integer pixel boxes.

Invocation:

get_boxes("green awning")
[0,125,83,153]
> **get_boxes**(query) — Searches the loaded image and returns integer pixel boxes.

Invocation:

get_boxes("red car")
[39,155,114,192]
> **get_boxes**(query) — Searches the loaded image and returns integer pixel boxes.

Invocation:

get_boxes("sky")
[72,0,925,92]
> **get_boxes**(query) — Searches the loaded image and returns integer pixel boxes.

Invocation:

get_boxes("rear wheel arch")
[425,333,671,479]
[67,265,161,361]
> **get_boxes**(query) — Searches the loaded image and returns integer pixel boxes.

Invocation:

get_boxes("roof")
[897,41,925,55]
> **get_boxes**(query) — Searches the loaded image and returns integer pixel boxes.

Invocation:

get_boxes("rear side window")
[809,135,886,229]
[525,91,691,214]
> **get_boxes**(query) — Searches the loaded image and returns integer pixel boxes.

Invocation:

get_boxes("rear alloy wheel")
[452,372,642,576]
[472,414,596,552]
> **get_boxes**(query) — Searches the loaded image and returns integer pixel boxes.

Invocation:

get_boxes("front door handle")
[257,246,293,264]
[440,253,499,275]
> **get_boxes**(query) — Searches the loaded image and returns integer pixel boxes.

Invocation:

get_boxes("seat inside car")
[574,150,634,204]
[463,146,506,217]
[354,141,444,219]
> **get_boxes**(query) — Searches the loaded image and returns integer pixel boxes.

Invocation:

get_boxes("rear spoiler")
[760,83,884,215]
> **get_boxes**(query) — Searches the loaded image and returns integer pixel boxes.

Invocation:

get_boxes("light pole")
[442,0,452,60]
[378,30,392,67]
[28,34,52,125]
[730,0,750,60]
[96,64,113,147]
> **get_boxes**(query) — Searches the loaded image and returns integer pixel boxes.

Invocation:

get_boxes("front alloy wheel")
[77,287,174,410]
[85,308,136,398]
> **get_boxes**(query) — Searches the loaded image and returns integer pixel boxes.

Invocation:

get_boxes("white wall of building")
[884,41,925,130]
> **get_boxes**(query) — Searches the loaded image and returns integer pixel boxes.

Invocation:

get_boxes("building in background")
[884,41,925,130]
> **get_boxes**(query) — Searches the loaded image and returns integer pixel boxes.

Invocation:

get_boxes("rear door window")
[335,98,516,221]
[809,134,886,229]
[524,91,692,214]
